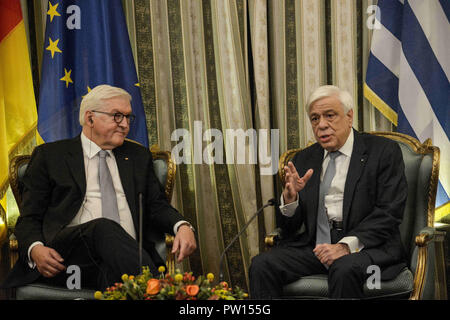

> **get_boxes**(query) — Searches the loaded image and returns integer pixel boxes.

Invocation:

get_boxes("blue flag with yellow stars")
[38,0,149,146]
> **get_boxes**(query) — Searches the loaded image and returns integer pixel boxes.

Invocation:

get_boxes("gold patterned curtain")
[19,0,393,291]
[129,0,272,290]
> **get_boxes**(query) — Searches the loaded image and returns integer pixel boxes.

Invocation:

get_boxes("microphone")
[219,198,277,282]
[138,192,144,271]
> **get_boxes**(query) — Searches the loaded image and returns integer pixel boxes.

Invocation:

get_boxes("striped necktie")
[315,151,340,245]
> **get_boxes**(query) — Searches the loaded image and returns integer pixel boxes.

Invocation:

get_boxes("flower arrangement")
[94,266,248,300]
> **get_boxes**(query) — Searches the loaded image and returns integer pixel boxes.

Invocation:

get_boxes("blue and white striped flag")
[365,0,449,219]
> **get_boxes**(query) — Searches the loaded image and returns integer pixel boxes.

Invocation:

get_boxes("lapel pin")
[125,157,129,161]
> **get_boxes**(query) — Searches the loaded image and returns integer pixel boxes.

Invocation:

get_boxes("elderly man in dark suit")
[3,85,196,290]
[249,85,407,299]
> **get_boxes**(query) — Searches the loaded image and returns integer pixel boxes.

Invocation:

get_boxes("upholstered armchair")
[266,132,447,300]
[4,145,176,300]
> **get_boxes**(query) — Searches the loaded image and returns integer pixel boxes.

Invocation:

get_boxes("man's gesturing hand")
[30,244,66,278]
[282,161,313,204]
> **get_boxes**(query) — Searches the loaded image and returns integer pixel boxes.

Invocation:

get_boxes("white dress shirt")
[67,133,137,238]
[28,133,187,267]
[279,130,364,253]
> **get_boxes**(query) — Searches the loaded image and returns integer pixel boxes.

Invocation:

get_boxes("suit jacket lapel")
[305,144,324,238]
[113,144,137,221]
[65,135,86,195]
[343,130,368,230]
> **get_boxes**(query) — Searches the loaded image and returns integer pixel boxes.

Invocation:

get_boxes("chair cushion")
[153,159,168,188]
[16,283,96,300]
[363,267,414,299]
[282,268,413,299]
[283,274,329,299]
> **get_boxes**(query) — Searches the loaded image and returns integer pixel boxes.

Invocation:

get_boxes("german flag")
[0,0,37,241]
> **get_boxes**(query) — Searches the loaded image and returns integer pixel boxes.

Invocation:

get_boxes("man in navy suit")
[3,85,196,290]
[249,85,407,299]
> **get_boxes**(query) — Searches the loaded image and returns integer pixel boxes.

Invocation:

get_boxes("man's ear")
[85,111,94,127]
[347,109,354,127]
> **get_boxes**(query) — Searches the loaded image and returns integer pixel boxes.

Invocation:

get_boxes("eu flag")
[38,0,149,147]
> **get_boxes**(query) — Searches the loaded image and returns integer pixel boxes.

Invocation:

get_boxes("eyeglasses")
[91,110,136,124]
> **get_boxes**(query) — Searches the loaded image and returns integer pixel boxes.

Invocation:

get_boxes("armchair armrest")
[415,227,437,246]
[165,234,175,274]
[410,227,447,300]
[264,228,282,248]
[8,234,19,270]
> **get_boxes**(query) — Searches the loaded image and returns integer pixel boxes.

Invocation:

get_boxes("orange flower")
[183,272,196,282]
[185,284,200,296]
[146,279,160,295]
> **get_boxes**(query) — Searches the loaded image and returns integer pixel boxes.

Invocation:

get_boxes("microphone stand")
[138,193,143,271]
[219,198,276,282]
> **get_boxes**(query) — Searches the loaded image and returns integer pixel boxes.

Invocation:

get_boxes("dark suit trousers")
[41,218,158,290]
[249,231,373,299]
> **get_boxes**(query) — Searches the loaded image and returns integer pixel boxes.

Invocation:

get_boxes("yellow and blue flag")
[365,0,449,218]
[0,0,38,231]
[38,0,148,146]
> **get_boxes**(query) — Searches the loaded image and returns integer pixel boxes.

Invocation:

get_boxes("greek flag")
[38,0,149,147]
[364,0,449,218]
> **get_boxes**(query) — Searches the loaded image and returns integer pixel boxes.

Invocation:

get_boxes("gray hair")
[79,84,132,125]
[305,85,353,114]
